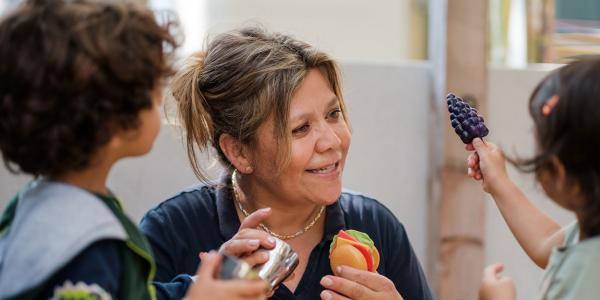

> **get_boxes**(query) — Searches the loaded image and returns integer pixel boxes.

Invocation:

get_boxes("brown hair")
[171,27,348,181]
[511,56,600,237]
[0,0,179,177]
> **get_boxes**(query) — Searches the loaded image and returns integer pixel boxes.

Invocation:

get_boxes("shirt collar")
[215,173,347,242]
[215,173,240,240]
[323,200,346,242]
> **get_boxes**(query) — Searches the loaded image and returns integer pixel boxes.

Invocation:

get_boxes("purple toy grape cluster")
[447,93,489,144]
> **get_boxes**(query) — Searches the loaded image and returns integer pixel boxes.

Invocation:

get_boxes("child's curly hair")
[0,0,179,177]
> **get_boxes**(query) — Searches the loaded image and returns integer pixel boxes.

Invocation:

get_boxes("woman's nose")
[315,123,342,153]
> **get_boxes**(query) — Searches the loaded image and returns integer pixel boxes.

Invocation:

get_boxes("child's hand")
[479,263,515,300]
[185,251,268,300]
[466,138,510,195]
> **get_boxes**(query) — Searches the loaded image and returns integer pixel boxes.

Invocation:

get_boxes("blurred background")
[0,0,598,299]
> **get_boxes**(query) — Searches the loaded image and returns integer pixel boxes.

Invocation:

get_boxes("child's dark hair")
[0,0,179,177]
[514,55,600,237]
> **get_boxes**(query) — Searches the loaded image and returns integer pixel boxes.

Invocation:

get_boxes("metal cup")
[219,237,299,292]
[253,237,299,291]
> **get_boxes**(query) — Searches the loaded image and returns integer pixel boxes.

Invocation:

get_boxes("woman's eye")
[328,108,342,119]
[292,123,310,134]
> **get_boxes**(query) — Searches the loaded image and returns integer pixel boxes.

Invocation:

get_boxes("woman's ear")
[219,133,254,174]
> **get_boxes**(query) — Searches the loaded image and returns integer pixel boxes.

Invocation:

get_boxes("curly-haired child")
[0,1,267,299]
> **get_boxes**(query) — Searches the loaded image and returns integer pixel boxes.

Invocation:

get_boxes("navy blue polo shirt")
[140,179,434,300]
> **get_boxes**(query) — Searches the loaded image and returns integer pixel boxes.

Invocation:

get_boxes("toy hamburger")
[329,229,379,276]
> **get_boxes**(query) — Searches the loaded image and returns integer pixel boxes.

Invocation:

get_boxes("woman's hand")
[319,266,403,300]
[185,251,268,300]
[466,138,511,195]
[479,263,516,300]
[218,207,276,266]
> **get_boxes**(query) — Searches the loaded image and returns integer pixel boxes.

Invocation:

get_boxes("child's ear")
[107,128,131,150]
[106,129,139,157]
[549,156,581,202]
[219,133,254,174]
[549,156,567,188]
[105,133,126,155]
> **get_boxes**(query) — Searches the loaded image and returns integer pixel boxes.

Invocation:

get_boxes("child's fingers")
[197,251,221,280]
[467,153,480,171]
[467,154,476,168]
[465,143,475,151]
[218,280,268,297]
[467,167,483,180]
[475,171,483,180]
[483,263,504,280]
[471,138,486,152]
[473,152,480,165]
[199,251,208,260]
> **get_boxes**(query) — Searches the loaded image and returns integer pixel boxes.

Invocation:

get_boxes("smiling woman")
[139,27,434,300]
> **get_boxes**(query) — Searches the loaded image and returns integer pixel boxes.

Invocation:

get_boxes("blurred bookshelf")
[551,0,600,62]
[491,0,599,66]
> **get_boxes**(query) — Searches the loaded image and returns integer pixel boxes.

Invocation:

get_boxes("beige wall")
[167,0,419,61]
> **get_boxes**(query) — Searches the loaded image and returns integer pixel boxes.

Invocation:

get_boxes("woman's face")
[248,69,351,206]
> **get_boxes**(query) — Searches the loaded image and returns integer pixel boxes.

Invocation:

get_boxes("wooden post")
[428,0,488,299]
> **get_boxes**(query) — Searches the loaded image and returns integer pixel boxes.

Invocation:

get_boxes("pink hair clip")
[542,95,559,116]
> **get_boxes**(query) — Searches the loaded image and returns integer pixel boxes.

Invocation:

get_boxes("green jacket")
[0,180,156,299]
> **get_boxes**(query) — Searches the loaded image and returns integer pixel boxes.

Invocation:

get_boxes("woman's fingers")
[239,207,272,230]
[336,266,396,292]
[320,274,375,299]
[320,290,351,300]
[284,271,296,283]
[241,250,270,267]
[233,208,276,251]
[220,229,276,255]
[220,239,261,256]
